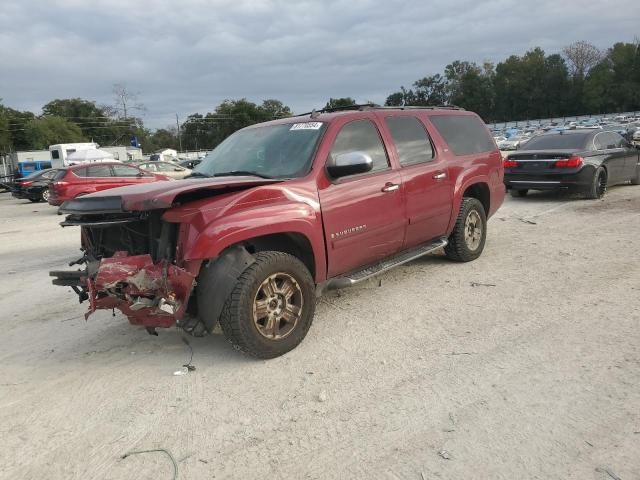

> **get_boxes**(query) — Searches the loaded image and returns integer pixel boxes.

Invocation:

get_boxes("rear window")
[429,114,495,156]
[523,133,590,150]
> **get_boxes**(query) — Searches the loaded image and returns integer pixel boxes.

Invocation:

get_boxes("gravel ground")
[0,186,639,480]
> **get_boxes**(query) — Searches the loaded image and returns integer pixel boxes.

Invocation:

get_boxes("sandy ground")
[0,186,639,480]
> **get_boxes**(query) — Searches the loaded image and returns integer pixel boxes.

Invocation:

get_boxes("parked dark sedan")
[11,168,60,202]
[504,130,640,199]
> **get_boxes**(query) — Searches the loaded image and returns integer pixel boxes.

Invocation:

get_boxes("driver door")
[318,119,405,278]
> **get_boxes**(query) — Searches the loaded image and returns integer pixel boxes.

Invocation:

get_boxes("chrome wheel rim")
[464,210,482,251]
[42,188,49,202]
[253,273,303,340]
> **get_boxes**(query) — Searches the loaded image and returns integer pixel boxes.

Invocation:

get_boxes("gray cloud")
[1,0,637,128]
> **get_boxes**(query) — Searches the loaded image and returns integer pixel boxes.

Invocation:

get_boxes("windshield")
[522,133,590,150]
[194,122,326,179]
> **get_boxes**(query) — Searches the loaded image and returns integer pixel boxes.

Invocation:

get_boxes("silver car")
[137,161,192,179]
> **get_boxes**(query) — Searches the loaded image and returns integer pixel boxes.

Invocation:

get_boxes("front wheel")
[218,251,316,359]
[585,167,607,199]
[445,197,487,262]
[41,187,50,203]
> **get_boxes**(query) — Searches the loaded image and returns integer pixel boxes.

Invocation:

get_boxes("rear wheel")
[585,167,607,199]
[510,189,528,198]
[445,197,487,262]
[218,251,315,359]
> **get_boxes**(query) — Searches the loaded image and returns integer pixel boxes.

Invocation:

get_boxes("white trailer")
[49,143,98,167]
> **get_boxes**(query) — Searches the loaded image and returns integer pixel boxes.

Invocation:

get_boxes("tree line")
[385,40,640,122]
[1,39,638,155]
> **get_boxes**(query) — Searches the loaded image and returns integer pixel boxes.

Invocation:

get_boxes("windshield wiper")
[212,170,274,179]
[185,171,211,179]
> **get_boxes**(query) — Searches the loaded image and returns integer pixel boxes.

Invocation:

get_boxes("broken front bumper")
[51,251,197,328]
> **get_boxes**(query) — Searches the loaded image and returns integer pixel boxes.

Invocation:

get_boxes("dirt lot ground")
[0,186,639,480]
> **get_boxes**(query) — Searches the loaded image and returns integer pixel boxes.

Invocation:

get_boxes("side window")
[72,167,88,177]
[157,163,176,172]
[593,133,605,150]
[610,132,625,148]
[385,116,434,166]
[113,165,144,177]
[51,150,60,159]
[329,120,389,174]
[429,114,495,156]
[86,165,113,177]
[140,164,156,172]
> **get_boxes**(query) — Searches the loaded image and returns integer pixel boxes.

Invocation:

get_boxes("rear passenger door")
[594,132,626,184]
[382,115,452,248]
[85,164,116,192]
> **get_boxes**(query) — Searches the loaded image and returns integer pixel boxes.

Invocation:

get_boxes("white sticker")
[290,122,323,131]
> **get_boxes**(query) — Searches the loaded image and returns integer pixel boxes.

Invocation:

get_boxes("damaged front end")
[50,204,198,331]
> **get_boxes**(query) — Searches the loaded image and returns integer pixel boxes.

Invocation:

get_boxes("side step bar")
[321,237,448,292]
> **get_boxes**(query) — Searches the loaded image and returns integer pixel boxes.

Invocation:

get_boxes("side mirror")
[327,151,373,178]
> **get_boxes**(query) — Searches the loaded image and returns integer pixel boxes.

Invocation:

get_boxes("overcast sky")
[1,0,637,129]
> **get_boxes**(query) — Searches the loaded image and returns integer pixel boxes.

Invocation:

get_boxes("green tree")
[324,97,357,110]
[150,128,179,150]
[24,116,85,149]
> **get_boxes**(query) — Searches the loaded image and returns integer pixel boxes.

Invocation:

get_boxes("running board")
[321,238,448,292]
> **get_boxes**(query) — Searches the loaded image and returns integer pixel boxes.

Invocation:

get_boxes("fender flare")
[196,245,256,332]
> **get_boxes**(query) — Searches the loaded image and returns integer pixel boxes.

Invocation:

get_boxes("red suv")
[48,162,169,206]
[51,106,505,358]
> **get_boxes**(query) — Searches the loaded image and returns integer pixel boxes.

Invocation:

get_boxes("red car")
[48,162,169,206]
[51,105,504,358]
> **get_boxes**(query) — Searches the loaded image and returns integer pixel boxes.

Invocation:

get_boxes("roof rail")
[298,103,465,118]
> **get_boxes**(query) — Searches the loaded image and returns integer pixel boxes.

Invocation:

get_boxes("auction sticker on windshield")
[290,122,323,130]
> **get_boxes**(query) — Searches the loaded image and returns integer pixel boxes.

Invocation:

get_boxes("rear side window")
[113,165,144,177]
[385,116,434,166]
[430,115,495,156]
[86,165,112,177]
[53,169,69,180]
[330,120,389,173]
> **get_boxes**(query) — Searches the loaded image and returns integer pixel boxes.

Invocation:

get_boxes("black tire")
[28,198,41,203]
[585,167,607,199]
[218,251,315,359]
[510,189,528,198]
[41,187,50,203]
[445,197,487,262]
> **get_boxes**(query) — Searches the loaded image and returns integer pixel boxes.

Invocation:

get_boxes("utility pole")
[176,114,183,152]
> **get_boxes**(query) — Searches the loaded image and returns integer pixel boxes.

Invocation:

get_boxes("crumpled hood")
[59,177,282,214]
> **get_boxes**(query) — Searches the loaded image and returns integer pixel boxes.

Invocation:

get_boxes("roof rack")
[298,103,465,118]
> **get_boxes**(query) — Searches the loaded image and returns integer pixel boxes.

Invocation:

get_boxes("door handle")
[381,182,399,192]
[432,172,447,180]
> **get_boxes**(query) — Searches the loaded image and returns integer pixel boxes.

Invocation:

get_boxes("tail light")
[52,181,69,190]
[503,159,518,168]
[21,181,33,187]
[554,156,584,168]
